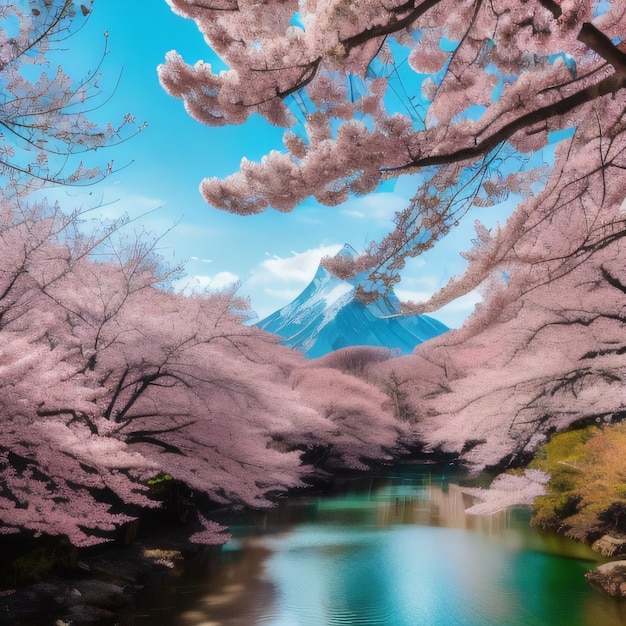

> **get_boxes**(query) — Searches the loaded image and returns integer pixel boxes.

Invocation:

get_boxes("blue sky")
[44,0,522,328]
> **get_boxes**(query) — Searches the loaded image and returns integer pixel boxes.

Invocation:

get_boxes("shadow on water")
[127,465,626,626]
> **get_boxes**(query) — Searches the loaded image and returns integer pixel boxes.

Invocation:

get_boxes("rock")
[0,583,59,624]
[585,560,626,597]
[60,603,116,625]
[591,534,626,557]
[62,580,134,609]
[80,545,155,584]
[0,579,134,625]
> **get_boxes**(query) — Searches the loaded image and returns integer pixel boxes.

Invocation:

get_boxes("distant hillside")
[256,244,448,358]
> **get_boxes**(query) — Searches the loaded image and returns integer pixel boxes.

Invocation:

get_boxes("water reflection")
[133,468,626,626]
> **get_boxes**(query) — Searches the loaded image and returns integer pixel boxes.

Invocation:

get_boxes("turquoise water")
[135,467,626,625]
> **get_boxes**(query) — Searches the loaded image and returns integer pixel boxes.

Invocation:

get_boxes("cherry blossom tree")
[0,224,310,545]
[285,363,404,470]
[0,1,142,199]
[10,0,626,552]
[159,0,626,302]
[0,1,161,546]
[0,202,409,545]
[0,230,160,545]
[462,469,549,516]
[328,86,625,481]
[369,113,626,472]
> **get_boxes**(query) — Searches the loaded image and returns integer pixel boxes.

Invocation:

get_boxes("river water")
[131,464,626,625]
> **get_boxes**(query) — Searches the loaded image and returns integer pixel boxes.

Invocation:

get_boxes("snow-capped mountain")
[255,244,449,358]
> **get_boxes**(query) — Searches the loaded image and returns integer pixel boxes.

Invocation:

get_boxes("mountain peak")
[256,248,448,358]
[335,243,359,259]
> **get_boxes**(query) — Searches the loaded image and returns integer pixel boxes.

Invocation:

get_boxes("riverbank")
[2,461,624,625]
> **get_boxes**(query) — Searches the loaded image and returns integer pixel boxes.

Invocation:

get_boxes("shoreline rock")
[585,560,626,597]
[591,535,626,558]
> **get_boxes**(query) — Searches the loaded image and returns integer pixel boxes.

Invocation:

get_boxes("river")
[129,464,626,625]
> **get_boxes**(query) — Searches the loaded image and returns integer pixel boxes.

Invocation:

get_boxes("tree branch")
[578,23,626,73]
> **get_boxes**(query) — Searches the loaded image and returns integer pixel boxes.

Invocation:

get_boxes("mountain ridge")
[256,244,449,358]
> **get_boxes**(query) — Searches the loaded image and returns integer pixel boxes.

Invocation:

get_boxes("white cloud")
[211,271,240,289]
[30,186,187,265]
[341,209,366,219]
[95,193,164,222]
[172,271,239,296]
[296,214,323,225]
[248,244,343,285]
[242,244,343,320]
[395,289,437,303]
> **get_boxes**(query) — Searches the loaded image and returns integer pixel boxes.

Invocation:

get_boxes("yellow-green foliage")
[529,424,626,539]
[147,472,173,486]
[147,472,174,499]
[529,426,596,530]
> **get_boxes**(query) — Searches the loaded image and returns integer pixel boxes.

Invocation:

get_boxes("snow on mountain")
[255,244,449,358]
